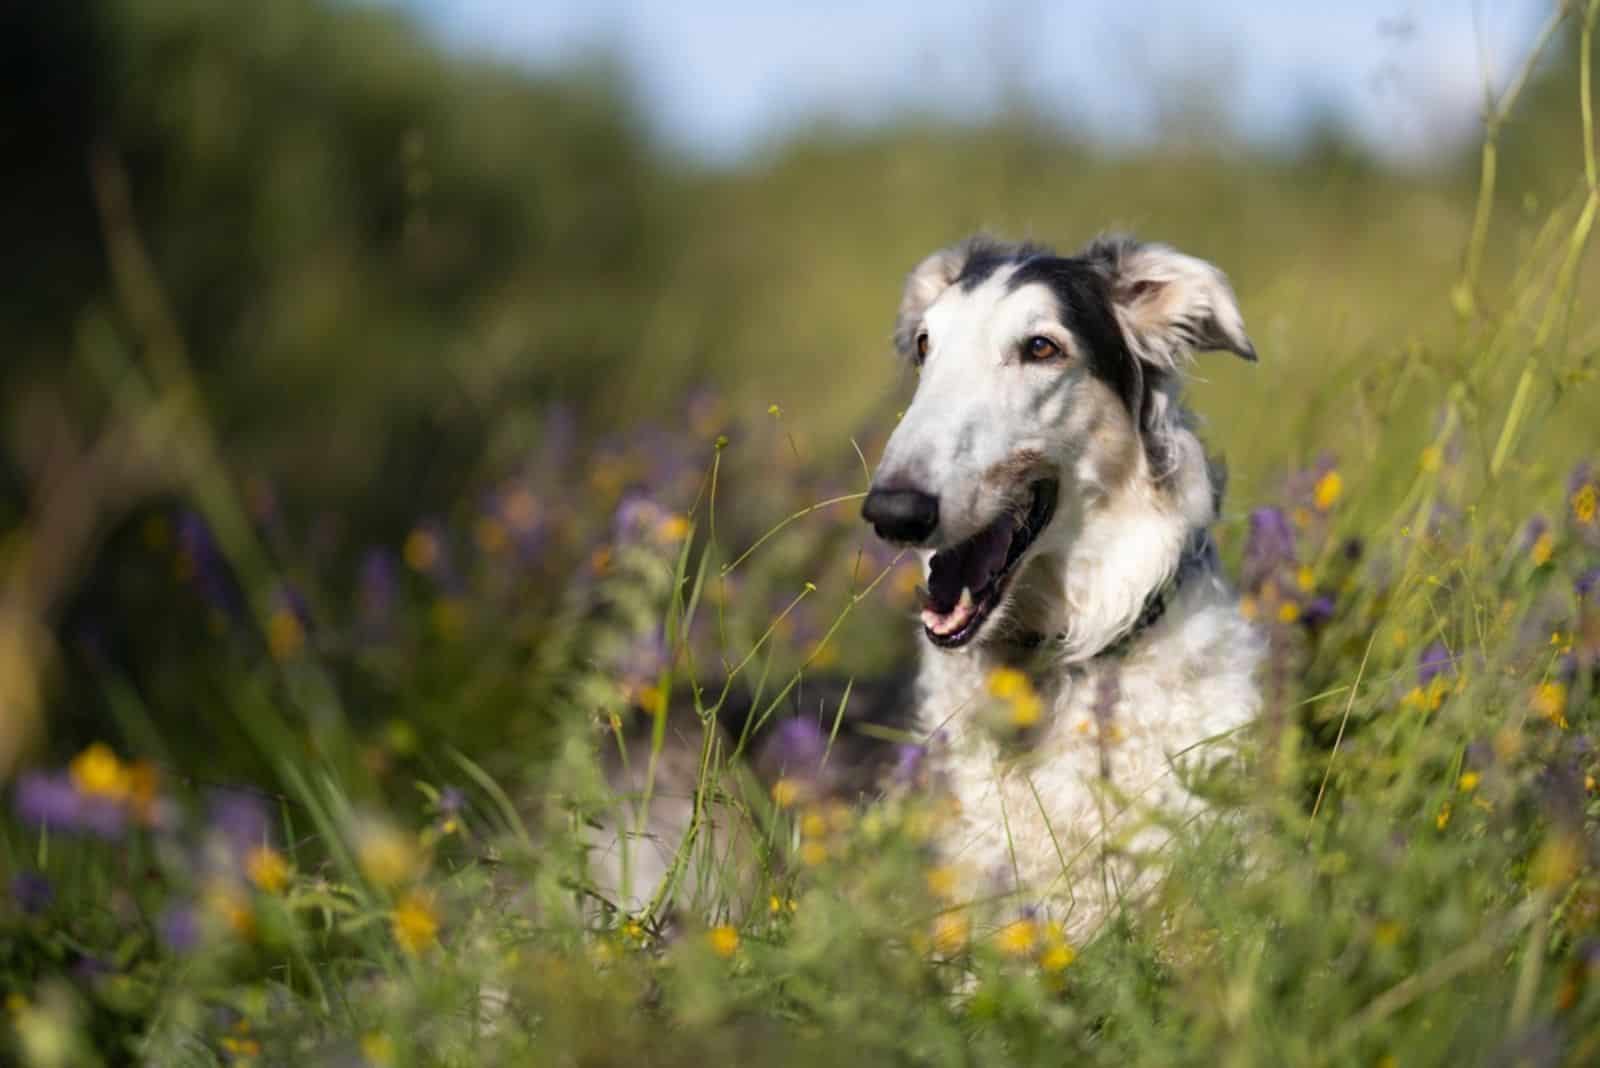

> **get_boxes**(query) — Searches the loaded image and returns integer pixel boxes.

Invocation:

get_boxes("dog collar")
[1014,527,1215,660]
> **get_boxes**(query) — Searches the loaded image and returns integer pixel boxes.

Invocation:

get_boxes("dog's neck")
[985,422,1217,665]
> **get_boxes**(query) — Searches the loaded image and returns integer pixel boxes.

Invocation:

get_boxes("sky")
[396,1,1553,165]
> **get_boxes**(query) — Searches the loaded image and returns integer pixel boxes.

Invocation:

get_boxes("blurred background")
[1,1,1592,786]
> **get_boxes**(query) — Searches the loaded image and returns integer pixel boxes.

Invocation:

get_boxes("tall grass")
[4,3,1600,1066]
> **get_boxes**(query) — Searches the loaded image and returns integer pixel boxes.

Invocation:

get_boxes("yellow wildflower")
[1239,595,1259,620]
[360,1032,396,1067]
[771,778,801,808]
[800,840,828,867]
[205,881,256,941]
[391,892,440,955]
[1278,601,1301,624]
[266,610,304,660]
[474,516,509,555]
[932,912,969,955]
[925,865,959,900]
[1435,801,1452,831]
[995,918,1038,957]
[245,846,290,895]
[70,743,129,801]
[1420,445,1443,472]
[357,823,422,887]
[402,529,439,573]
[1530,531,1554,566]
[634,684,666,716]
[655,514,691,544]
[987,666,1042,728]
[1458,770,1481,792]
[221,1034,262,1059]
[1573,484,1597,525]
[623,919,646,941]
[707,925,740,958]
[1313,470,1343,511]
[1040,922,1076,972]
[1296,566,1316,592]
[800,809,828,839]
[1532,682,1568,728]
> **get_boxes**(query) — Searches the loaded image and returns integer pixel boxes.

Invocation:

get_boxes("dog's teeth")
[958,587,973,610]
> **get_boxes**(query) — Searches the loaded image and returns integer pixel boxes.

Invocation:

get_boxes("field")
[3,2,1600,1065]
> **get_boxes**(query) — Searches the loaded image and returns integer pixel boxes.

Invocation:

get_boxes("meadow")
[3,2,1600,1065]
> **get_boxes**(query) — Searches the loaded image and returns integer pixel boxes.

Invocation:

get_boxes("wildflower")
[266,609,304,660]
[1417,641,1453,687]
[1420,445,1443,472]
[925,866,959,900]
[892,742,927,786]
[1436,801,1452,830]
[932,912,969,955]
[1313,469,1343,511]
[245,846,290,894]
[655,514,691,544]
[474,515,509,555]
[707,924,740,958]
[1531,532,1554,566]
[800,840,828,867]
[1532,682,1568,728]
[1574,484,1597,525]
[1296,566,1316,592]
[69,743,128,801]
[14,770,124,838]
[358,822,423,887]
[361,1033,396,1066]
[391,892,440,955]
[1458,770,1481,792]
[1243,507,1296,589]
[10,871,53,916]
[987,667,1042,728]
[357,549,399,639]
[204,882,256,941]
[1039,922,1076,972]
[207,790,270,856]
[996,918,1038,957]
[1302,595,1335,626]
[403,526,442,573]
[771,777,802,808]
[623,919,647,941]
[757,718,827,786]
[1277,601,1301,624]
[159,905,201,954]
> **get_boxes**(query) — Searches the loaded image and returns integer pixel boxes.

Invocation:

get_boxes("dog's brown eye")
[1024,336,1062,361]
[915,332,930,364]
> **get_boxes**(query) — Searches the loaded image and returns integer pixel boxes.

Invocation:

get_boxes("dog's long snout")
[862,486,939,544]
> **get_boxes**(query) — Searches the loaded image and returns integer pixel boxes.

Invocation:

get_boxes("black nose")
[861,487,939,544]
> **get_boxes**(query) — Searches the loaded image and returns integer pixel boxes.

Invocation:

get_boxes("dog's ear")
[1085,236,1256,368]
[893,245,966,360]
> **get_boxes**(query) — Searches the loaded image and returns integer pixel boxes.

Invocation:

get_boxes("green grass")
[4,3,1600,1066]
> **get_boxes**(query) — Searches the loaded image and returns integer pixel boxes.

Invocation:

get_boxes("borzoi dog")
[587,234,1261,938]
[862,234,1263,935]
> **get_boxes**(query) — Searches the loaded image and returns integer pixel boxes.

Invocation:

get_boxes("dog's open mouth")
[920,479,1058,648]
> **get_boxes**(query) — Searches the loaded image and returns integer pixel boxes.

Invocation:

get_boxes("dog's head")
[863,235,1255,649]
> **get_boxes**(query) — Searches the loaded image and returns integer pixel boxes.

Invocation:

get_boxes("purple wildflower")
[1577,567,1600,601]
[891,743,926,786]
[1301,595,1336,627]
[438,786,466,816]
[206,789,271,857]
[10,871,53,915]
[1521,515,1549,551]
[176,508,243,620]
[13,771,125,838]
[1243,507,1296,590]
[758,718,827,782]
[1418,641,1453,686]
[612,493,666,542]
[159,904,202,954]
[357,548,399,637]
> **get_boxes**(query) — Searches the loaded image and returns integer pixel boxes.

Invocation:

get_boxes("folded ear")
[1084,236,1256,368]
[893,245,966,360]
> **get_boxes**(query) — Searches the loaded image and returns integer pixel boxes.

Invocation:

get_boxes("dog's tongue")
[921,516,1015,635]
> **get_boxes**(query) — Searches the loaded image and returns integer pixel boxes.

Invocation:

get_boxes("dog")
[585,234,1262,939]
[862,234,1263,936]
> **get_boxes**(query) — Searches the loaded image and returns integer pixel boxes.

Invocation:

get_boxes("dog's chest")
[912,598,1260,929]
